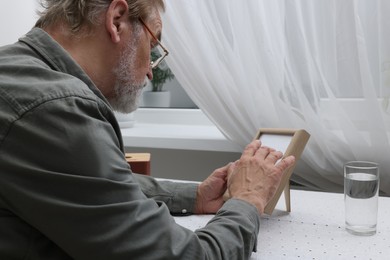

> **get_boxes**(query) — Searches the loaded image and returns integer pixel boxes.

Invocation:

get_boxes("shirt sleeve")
[133,174,198,215]
[0,95,259,260]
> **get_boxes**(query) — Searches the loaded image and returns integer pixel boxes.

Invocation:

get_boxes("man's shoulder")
[0,29,100,104]
[0,44,100,133]
[0,54,96,109]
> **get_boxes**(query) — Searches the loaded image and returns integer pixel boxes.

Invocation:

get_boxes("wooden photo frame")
[254,128,310,215]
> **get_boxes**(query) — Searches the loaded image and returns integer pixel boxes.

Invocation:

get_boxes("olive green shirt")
[0,28,260,259]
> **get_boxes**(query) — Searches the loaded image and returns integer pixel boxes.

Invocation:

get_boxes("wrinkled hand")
[194,163,234,214]
[227,140,295,215]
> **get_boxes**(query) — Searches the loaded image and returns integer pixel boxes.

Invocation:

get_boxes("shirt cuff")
[160,181,198,215]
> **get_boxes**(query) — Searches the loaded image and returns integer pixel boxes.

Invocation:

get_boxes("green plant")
[150,50,175,92]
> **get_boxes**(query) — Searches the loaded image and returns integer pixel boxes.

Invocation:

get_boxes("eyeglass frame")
[138,18,169,69]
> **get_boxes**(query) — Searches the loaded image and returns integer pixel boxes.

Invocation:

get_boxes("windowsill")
[119,108,242,152]
[119,100,390,152]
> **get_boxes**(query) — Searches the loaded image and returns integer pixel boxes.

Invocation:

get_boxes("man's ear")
[105,0,129,43]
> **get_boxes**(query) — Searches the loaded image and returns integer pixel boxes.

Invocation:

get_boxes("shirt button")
[181,209,187,214]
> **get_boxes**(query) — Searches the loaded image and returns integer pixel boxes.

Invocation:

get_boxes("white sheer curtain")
[161,0,390,195]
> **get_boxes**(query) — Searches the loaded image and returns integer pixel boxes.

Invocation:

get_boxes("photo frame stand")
[254,128,310,215]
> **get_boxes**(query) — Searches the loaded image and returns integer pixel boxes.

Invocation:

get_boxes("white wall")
[0,0,39,46]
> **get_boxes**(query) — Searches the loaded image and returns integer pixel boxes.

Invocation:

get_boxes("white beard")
[109,38,146,113]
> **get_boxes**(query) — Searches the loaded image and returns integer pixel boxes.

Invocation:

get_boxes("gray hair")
[35,0,165,33]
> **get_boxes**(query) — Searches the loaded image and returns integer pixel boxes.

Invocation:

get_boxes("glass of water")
[344,161,379,236]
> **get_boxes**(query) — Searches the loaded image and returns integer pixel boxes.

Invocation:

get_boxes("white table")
[174,189,390,259]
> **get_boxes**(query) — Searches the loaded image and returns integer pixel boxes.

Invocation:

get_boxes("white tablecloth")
[174,189,390,259]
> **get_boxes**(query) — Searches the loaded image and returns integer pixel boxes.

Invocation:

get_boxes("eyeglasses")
[139,18,169,69]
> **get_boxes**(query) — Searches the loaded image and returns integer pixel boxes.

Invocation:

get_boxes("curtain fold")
[161,0,390,195]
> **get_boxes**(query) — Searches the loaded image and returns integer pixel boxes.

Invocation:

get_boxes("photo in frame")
[255,128,310,215]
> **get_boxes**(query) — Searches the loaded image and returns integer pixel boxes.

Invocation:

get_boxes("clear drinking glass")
[344,161,379,236]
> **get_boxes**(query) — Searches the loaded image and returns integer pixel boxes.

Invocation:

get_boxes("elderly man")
[0,0,294,259]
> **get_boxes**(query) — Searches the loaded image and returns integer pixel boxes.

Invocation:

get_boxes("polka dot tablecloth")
[174,189,390,260]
